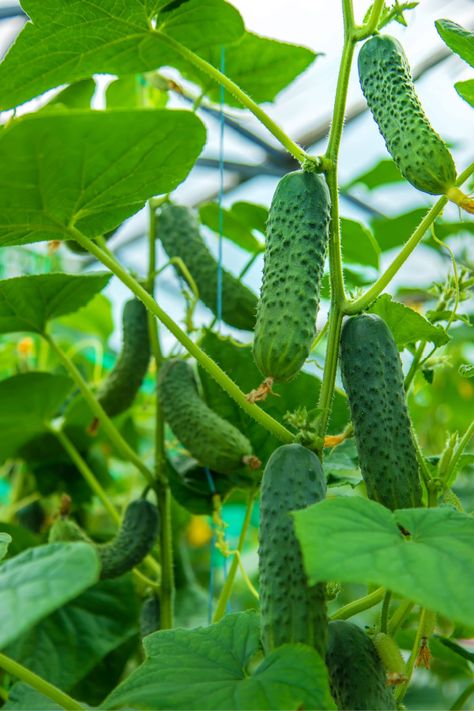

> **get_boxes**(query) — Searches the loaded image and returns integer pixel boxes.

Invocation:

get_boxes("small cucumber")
[97,298,151,418]
[327,621,396,710]
[158,359,255,475]
[259,443,327,659]
[358,35,473,213]
[157,203,257,331]
[253,170,331,384]
[339,314,422,510]
[373,632,407,686]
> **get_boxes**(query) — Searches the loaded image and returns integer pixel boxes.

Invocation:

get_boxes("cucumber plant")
[0,2,472,711]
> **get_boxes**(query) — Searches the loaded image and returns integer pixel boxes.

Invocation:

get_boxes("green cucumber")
[340,314,422,510]
[259,443,327,658]
[157,203,257,331]
[97,298,151,418]
[327,621,396,710]
[158,359,255,475]
[372,632,407,685]
[358,35,473,213]
[253,170,331,384]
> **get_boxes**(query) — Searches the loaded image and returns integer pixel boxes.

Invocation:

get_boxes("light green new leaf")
[199,203,264,253]
[0,110,205,246]
[0,533,12,561]
[436,20,474,68]
[341,218,380,269]
[103,611,335,710]
[0,273,111,334]
[0,543,100,649]
[345,158,404,190]
[5,577,138,692]
[369,294,449,348]
[455,79,474,107]
[0,372,72,462]
[189,32,317,106]
[293,497,474,627]
[0,0,244,110]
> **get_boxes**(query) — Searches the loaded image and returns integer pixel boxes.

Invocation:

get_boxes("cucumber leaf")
[0,532,12,561]
[368,294,450,348]
[344,158,404,190]
[293,497,474,628]
[436,20,474,68]
[455,79,474,108]
[341,218,380,269]
[102,611,335,711]
[199,202,264,253]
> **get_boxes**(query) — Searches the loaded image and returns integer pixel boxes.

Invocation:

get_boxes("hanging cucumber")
[97,298,151,418]
[339,314,422,510]
[358,35,473,213]
[326,621,396,710]
[259,443,327,659]
[372,632,407,686]
[156,203,257,331]
[252,171,331,395]
[158,359,258,475]
[49,499,159,579]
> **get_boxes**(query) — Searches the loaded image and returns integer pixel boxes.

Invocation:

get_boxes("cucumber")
[140,595,161,638]
[372,632,407,686]
[97,499,159,579]
[253,170,331,384]
[327,621,396,710]
[158,359,256,475]
[358,35,472,212]
[339,314,422,510]
[259,443,327,659]
[97,298,151,418]
[156,203,257,331]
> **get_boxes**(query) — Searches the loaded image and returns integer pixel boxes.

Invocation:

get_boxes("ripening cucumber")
[339,314,422,510]
[97,298,151,418]
[156,204,257,331]
[253,171,331,384]
[258,444,327,659]
[326,621,396,710]
[158,359,255,475]
[49,500,159,579]
[358,35,473,212]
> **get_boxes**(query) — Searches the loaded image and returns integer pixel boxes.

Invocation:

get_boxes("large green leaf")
[345,158,404,190]
[3,685,63,710]
[293,497,474,627]
[0,273,111,334]
[369,294,449,348]
[189,32,317,106]
[198,202,264,253]
[341,218,380,269]
[6,577,138,692]
[102,611,335,710]
[56,293,114,341]
[198,331,349,465]
[0,0,244,110]
[0,110,205,247]
[0,543,100,649]
[436,19,474,67]
[0,533,11,561]
[0,373,72,462]
[371,208,426,252]
[455,79,474,107]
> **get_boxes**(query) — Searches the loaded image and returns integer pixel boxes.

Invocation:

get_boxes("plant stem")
[447,420,474,486]
[388,600,415,636]
[0,652,83,711]
[451,681,474,711]
[153,32,316,167]
[67,226,294,445]
[404,341,426,392]
[353,0,385,40]
[331,586,384,620]
[148,202,174,629]
[345,161,474,314]
[395,608,426,703]
[44,334,155,486]
[213,490,256,623]
[316,8,355,440]
[380,590,392,634]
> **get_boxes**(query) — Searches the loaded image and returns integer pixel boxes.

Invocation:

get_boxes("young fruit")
[339,314,422,510]
[156,203,257,331]
[358,35,473,213]
[252,170,331,389]
[158,359,256,475]
[373,632,407,686]
[259,443,327,659]
[97,298,151,418]
[327,621,396,710]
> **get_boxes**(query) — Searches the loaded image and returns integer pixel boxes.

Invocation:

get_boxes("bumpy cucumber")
[358,35,458,198]
[157,204,257,331]
[327,621,396,710]
[373,632,407,685]
[140,595,161,638]
[49,501,159,579]
[259,443,327,658]
[158,359,254,475]
[340,314,422,510]
[97,298,151,417]
[253,170,331,383]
